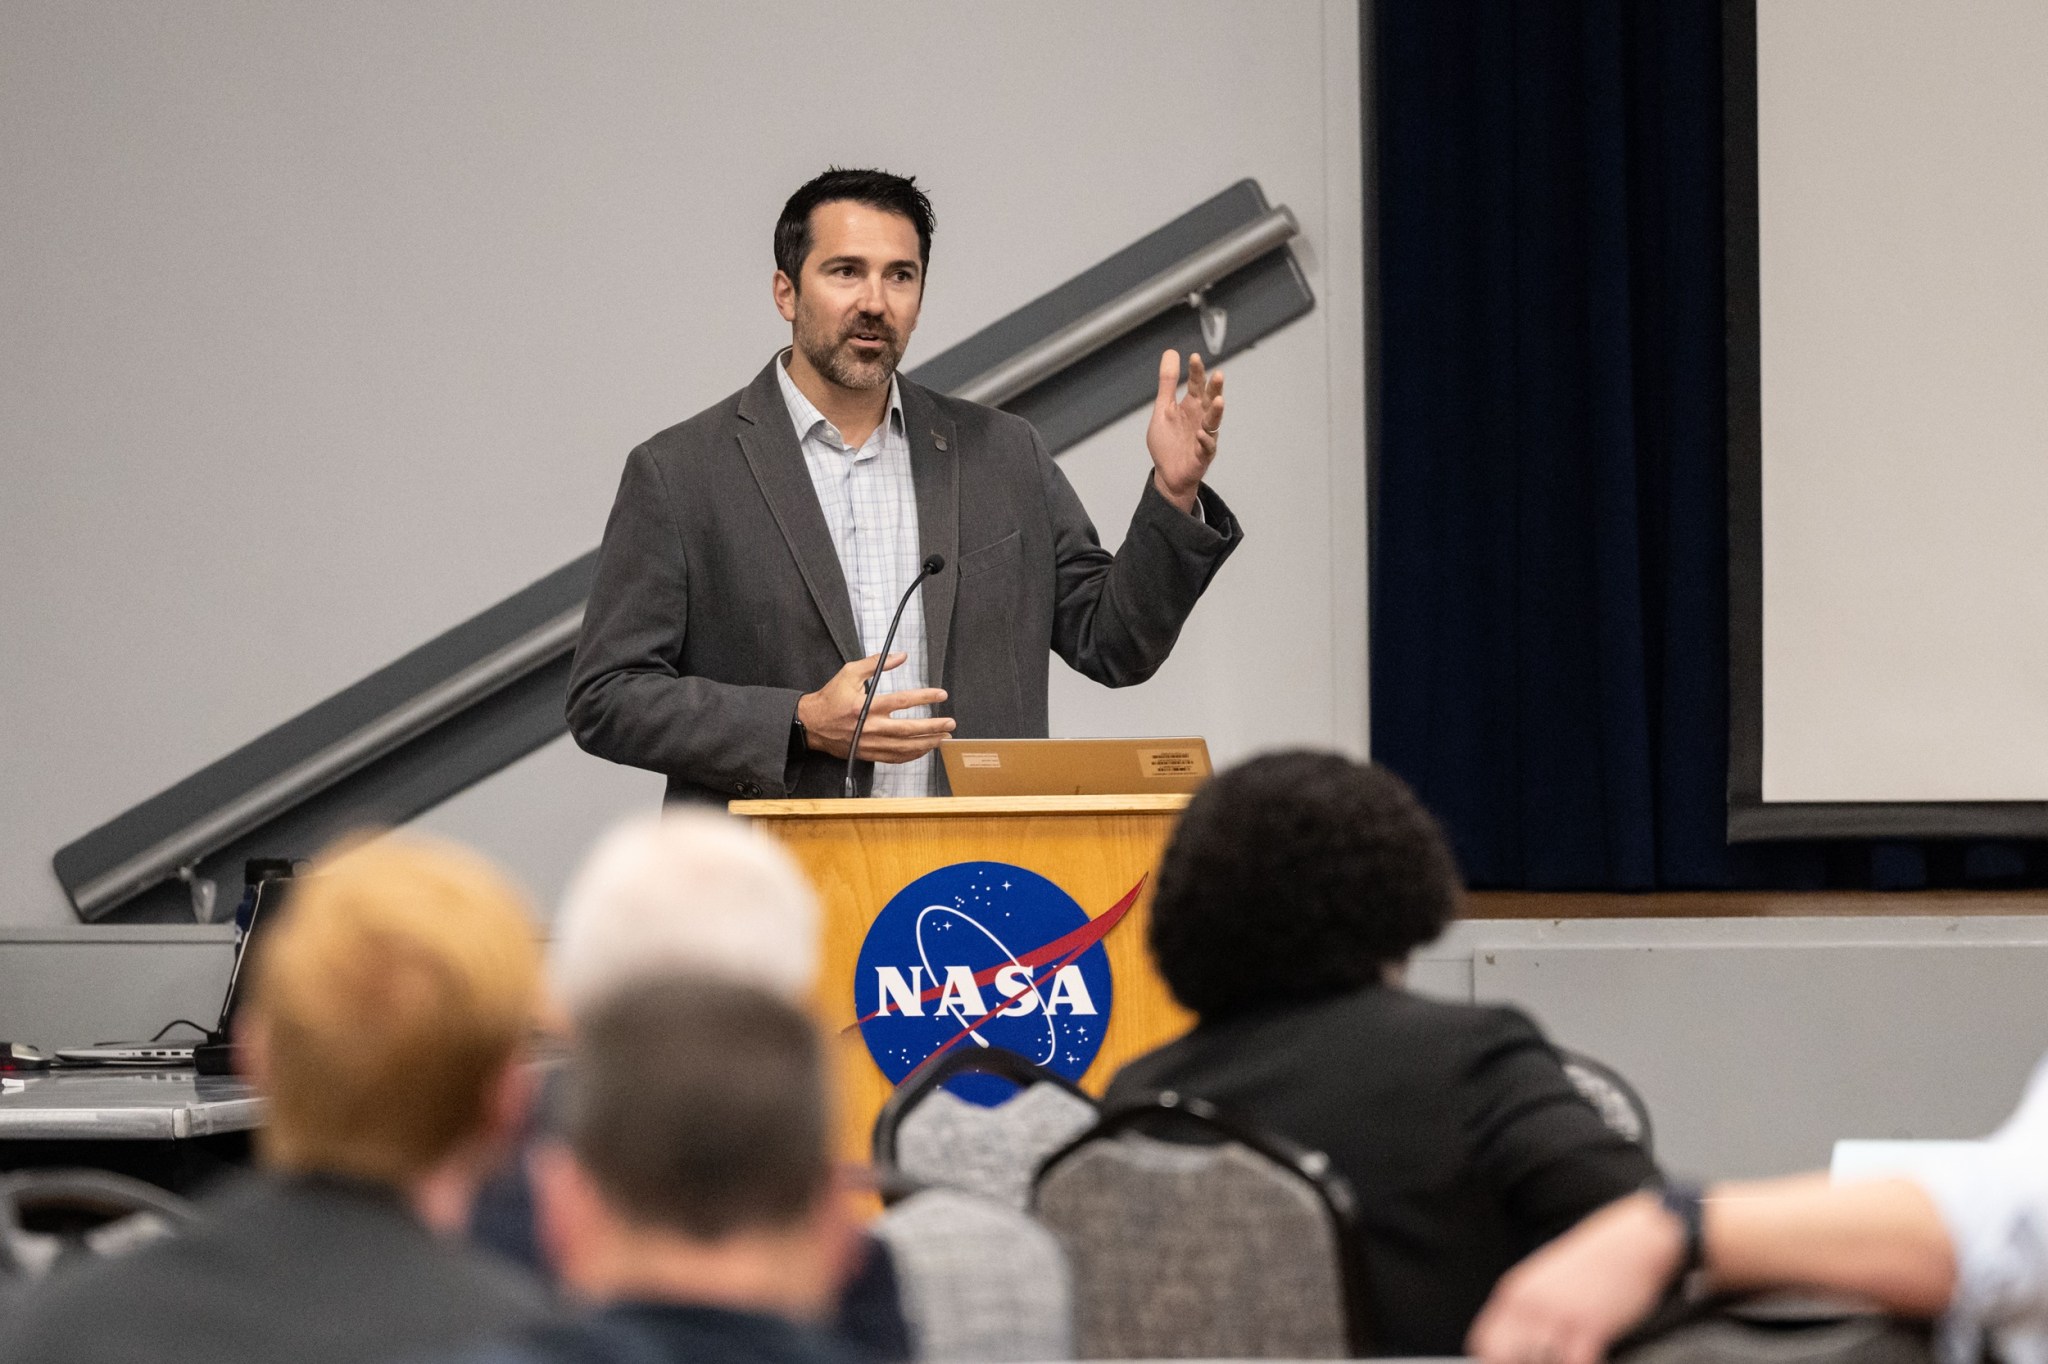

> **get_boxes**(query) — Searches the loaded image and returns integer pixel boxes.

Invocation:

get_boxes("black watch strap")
[1655,1179,1707,1278]
[788,714,809,765]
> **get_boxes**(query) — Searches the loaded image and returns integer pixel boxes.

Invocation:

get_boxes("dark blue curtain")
[1369,0,2048,892]
[1372,0,1727,889]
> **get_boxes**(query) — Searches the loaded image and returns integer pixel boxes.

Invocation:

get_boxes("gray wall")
[0,0,1369,928]
[1410,914,2048,1179]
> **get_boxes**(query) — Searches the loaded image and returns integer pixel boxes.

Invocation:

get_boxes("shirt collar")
[774,347,903,450]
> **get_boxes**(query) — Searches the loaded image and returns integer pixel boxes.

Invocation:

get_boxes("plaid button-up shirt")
[775,354,936,797]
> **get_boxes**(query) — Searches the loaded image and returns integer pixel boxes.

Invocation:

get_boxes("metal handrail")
[71,202,1300,918]
[71,605,585,919]
[952,205,1299,407]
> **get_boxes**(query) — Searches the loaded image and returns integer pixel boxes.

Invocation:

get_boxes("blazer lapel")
[901,379,960,691]
[735,360,863,663]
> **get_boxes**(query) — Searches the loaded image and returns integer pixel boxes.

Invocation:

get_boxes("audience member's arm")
[1707,1175,1956,1306]
[1463,1011,1660,1244]
[1466,1176,1956,1364]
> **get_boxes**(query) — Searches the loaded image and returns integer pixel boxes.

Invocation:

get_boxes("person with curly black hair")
[1106,751,1660,1358]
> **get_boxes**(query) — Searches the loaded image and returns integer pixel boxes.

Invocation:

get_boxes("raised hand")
[797,652,954,763]
[1144,347,1225,514]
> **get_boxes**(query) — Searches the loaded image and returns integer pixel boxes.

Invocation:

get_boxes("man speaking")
[567,168,1242,802]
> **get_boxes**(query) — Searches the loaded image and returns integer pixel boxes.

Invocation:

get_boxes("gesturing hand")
[797,652,955,763]
[1145,347,1225,514]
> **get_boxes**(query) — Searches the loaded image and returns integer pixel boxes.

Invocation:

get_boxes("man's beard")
[794,299,903,391]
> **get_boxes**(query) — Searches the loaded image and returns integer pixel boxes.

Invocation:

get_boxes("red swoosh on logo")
[846,874,1145,1034]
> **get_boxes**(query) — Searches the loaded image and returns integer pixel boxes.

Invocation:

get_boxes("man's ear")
[773,269,799,323]
[534,990,572,1042]
[481,1059,538,1155]
[531,1142,610,1295]
[813,1167,867,1306]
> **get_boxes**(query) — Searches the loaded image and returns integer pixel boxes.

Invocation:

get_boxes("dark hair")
[1148,751,1464,1020]
[773,167,934,283]
[561,976,829,1240]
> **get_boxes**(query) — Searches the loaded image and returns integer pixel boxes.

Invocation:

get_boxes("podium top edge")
[727,794,1194,819]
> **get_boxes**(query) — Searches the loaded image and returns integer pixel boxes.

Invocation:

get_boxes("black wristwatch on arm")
[1655,1179,1707,1281]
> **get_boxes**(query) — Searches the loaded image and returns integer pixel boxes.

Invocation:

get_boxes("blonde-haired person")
[0,833,555,1364]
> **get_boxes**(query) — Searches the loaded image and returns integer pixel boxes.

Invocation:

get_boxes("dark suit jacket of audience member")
[448,1301,859,1364]
[0,1173,551,1364]
[1104,984,1660,1358]
[468,1073,911,1362]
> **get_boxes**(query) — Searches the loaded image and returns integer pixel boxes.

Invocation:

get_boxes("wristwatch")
[788,714,809,764]
[1654,1179,1707,1279]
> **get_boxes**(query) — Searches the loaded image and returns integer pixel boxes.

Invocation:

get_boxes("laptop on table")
[55,872,292,1067]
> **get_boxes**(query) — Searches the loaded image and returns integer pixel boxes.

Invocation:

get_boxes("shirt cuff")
[1916,1145,2048,1362]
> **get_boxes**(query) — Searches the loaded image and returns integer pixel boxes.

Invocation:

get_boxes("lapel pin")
[932,432,949,451]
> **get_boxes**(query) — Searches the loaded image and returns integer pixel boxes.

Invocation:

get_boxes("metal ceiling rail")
[953,205,1299,407]
[69,606,585,920]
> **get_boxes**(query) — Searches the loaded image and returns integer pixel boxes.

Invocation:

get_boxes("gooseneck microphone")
[845,553,947,798]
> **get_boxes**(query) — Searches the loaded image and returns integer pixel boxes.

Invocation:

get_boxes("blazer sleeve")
[1458,1007,1661,1247]
[565,444,806,797]
[1036,425,1244,688]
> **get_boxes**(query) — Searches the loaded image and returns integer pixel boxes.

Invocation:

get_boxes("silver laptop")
[52,1041,199,1065]
[55,873,291,1066]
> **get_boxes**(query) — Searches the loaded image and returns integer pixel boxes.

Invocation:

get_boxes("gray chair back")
[871,1186,1074,1362]
[876,1046,1099,1211]
[1616,1293,1931,1364]
[1032,1091,1363,1359]
[0,1168,200,1282]
[1560,1048,1654,1154]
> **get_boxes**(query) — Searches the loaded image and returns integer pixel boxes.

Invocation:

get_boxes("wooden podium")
[729,795,1195,1158]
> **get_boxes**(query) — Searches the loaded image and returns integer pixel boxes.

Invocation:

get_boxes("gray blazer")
[566,357,1243,804]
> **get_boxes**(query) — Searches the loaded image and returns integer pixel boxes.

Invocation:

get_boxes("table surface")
[0,1068,263,1140]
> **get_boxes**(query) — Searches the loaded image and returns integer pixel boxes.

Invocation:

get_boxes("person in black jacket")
[1106,751,1660,1357]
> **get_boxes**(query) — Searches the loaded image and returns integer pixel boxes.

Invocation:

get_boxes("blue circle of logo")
[854,861,1114,1106]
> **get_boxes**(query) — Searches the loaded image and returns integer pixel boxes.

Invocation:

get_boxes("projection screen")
[1730,0,2048,838]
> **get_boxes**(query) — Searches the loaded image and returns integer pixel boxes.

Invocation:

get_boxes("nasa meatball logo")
[853,861,1136,1105]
